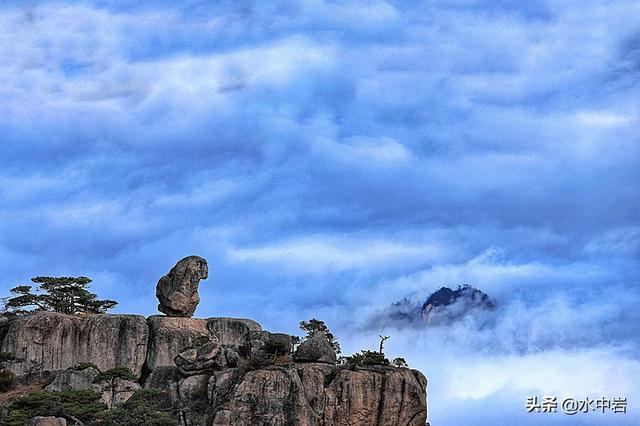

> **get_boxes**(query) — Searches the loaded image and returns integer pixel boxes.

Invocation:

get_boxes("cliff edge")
[0,311,428,426]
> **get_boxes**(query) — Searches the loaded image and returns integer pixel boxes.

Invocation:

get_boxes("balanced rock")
[156,255,208,317]
[294,334,337,364]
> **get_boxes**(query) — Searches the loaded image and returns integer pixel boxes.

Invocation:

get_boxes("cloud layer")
[0,1,638,424]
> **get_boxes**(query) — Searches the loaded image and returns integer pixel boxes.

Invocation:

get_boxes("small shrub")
[344,350,390,366]
[0,369,16,392]
[299,319,341,354]
[3,389,106,425]
[68,362,98,371]
[99,389,179,426]
[392,357,409,368]
[0,352,17,363]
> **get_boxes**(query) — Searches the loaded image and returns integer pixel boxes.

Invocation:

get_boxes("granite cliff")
[0,257,428,426]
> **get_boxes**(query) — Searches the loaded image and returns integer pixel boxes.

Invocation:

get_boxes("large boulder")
[145,316,261,371]
[0,312,148,378]
[156,255,208,317]
[95,377,141,408]
[294,334,336,364]
[248,331,294,364]
[45,367,100,392]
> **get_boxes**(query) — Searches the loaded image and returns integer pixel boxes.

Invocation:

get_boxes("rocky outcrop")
[45,367,100,392]
[44,367,140,408]
[247,331,294,364]
[0,312,148,378]
[0,310,427,425]
[141,362,427,426]
[294,334,336,364]
[156,255,208,317]
[145,316,261,371]
[204,363,427,426]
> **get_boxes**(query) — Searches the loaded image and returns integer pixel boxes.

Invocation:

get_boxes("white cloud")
[576,111,633,127]
[227,234,449,273]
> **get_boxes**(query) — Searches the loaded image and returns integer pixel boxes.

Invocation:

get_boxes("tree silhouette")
[299,318,341,354]
[4,276,117,315]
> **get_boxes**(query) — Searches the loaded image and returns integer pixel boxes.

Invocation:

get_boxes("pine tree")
[299,318,341,354]
[5,276,117,315]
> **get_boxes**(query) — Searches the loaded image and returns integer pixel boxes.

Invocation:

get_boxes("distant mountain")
[367,284,496,329]
[420,284,496,325]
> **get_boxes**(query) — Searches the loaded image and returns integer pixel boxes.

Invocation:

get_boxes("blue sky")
[0,1,639,424]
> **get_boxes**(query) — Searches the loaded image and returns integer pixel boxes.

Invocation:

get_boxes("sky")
[0,1,639,424]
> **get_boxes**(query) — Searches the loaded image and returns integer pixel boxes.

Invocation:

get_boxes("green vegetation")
[1,389,179,426]
[68,362,98,371]
[0,352,18,392]
[94,367,138,409]
[2,389,106,425]
[4,276,117,315]
[299,318,341,354]
[392,357,409,368]
[0,352,17,363]
[0,370,16,392]
[99,389,179,426]
[344,350,390,366]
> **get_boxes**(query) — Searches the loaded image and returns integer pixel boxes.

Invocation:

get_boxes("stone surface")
[205,363,428,426]
[323,366,428,426]
[145,316,260,371]
[248,331,294,363]
[26,417,67,426]
[174,342,240,375]
[95,377,141,408]
[45,367,100,392]
[156,255,208,317]
[294,334,337,364]
[44,366,138,407]
[0,312,148,378]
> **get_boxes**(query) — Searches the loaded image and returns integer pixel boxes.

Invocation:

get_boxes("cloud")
[227,234,448,273]
[0,1,638,424]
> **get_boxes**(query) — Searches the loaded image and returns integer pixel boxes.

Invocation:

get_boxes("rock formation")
[145,315,261,371]
[0,256,429,425]
[204,364,427,426]
[0,311,428,425]
[156,255,208,317]
[294,334,337,364]
[0,312,148,378]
